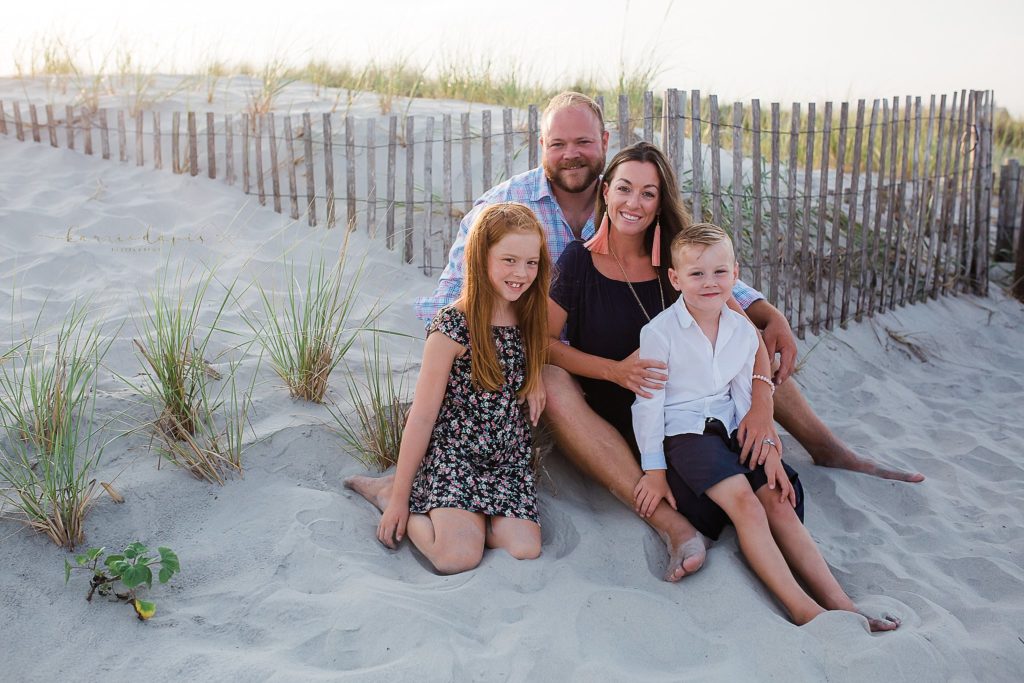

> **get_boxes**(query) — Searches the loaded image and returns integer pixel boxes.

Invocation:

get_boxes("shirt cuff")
[732,280,765,309]
[641,450,667,472]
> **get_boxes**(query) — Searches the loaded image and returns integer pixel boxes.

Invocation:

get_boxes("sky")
[4,0,1021,114]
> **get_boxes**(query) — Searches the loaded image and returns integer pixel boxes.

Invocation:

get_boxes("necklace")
[608,248,666,322]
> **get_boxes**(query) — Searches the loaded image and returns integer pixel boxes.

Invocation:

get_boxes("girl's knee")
[506,537,542,560]
[432,547,484,575]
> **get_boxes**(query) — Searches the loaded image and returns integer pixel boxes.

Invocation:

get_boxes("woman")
[546,141,803,544]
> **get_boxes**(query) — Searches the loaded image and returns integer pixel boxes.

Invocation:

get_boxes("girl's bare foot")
[344,474,394,512]
[862,612,901,632]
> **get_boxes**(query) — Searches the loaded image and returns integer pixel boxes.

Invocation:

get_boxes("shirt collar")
[533,168,601,240]
[672,296,737,334]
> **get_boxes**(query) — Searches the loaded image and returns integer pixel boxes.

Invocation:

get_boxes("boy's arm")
[631,323,676,517]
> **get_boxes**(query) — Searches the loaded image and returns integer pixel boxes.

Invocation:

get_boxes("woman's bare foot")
[344,474,394,512]
[660,527,708,582]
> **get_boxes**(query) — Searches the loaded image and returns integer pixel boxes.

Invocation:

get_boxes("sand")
[1,79,1023,682]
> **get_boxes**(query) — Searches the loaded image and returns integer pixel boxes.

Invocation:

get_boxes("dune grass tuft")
[0,304,113,549]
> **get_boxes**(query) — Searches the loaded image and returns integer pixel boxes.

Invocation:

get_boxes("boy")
[631,223,900,630]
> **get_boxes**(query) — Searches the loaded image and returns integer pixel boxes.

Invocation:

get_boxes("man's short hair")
[670,222,735,264]
[541,91,605,136]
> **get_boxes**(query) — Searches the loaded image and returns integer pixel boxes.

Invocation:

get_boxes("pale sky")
[4,0,1021,114]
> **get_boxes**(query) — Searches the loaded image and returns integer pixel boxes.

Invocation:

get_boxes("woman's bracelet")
[752,374,776,394]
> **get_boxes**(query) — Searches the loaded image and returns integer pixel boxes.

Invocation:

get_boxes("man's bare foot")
[343,474,394,512]
[660,528,708,582]
[811,436,925,483]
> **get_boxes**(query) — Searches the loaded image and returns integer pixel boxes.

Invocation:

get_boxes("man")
[414,91,923,580]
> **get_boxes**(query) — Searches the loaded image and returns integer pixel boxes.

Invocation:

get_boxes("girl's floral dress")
[408,306,538,524]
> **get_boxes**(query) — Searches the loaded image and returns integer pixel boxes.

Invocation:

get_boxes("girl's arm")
[378,330,462,548]
[546,298,667,398]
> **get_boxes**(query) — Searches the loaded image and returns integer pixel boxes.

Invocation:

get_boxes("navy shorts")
[664,419,805,540]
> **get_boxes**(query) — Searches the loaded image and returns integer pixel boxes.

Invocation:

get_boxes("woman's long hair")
[596,141,692,293]
[459,202,551,397]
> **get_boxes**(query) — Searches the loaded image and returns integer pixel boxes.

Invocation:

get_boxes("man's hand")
[633,469,676,518]
[747,301,797,384]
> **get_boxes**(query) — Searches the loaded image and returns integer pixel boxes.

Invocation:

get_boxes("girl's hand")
[377,501,410,549]
[737,396,782,467]
[633,470,677,518]
[609,350,668,398]
[521,386,546,426]
[764,451,797,507]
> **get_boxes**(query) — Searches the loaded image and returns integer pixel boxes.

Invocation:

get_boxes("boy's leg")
[705,474,823,625]
[487,516,542,560]
[543,365,706,581]
[407,508,487,575]
[756,488,900,632]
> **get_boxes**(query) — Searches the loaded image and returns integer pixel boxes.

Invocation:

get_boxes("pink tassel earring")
[650,219,662,267]
[584,212,610,254]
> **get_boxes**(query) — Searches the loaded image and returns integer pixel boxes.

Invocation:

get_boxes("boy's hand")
[377,501,410,548]
[764,450,796,507]
[633,470,676,518]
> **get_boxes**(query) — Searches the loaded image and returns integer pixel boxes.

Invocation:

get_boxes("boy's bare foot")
[660,528,708,582]
[344,474,394,512]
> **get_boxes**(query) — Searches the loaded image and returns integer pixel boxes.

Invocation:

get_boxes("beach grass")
[243,251,379,404]
[0,303,113,548]
[329,332,409,472]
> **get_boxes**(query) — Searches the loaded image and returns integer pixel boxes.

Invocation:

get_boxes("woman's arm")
[546,298,667,398]
[377,331,462,547]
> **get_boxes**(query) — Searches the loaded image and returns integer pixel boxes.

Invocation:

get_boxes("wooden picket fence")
[0,88,1003,335]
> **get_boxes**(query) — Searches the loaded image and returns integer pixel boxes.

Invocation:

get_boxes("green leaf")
[133,599,156,620]
[141,565,153,589]
[157,548,180,576]
[123,542,147,559]
[86,547,105,561]
[75,554,89,566]
[121,564,144,589]
[104,554,124,568]
[108,559,130,578]
[64,559,72,585]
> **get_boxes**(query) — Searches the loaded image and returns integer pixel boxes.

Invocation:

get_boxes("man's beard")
[543,156,604,194]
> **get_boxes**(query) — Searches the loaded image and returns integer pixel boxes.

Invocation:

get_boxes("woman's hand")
[633,470,676,518]
[736,391,782,468]
[377,500,410,549]
[608,350,668,398]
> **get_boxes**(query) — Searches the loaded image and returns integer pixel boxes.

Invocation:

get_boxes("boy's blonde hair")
[670,222,735,267]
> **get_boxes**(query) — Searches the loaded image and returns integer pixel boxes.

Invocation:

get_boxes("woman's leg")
[542,365,706,581]
[344,476,486,575]
[487,516,542,560]
[705,474,824,625]
[756,487,900,632]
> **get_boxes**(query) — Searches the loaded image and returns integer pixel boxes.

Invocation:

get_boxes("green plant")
[244,252,378,403]
[64,542,180,620]
[329,332,410,471]
[0,304,114,549]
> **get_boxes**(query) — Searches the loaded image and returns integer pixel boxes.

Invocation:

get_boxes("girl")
[347,202,550,574]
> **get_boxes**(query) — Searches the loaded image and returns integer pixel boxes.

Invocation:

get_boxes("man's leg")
[542,365,707,581]
[773,379,925,482]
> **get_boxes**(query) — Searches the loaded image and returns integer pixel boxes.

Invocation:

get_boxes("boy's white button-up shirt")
[631,298,760,472]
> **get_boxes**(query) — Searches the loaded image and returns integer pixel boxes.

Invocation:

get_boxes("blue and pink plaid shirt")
[414,167,764,323]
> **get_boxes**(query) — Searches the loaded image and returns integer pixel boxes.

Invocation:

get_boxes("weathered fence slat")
[768,102,781,305]
[841,100,865,326]
[731,102,743,260]
[691,90,703,219]
[709,95,723,226]
[618,94,630,150]
[323,113,336,228]
[811,102,833,335]
[503,108,514,181]
[913,95,937,300]
[66,105,74,150]
[46,104,57,147]
[482,110,492,190]
[29,104,40,143]
[404,115,415,263]
[206,112,216,179]
[932,93,956,297]
[367,118,378,235]
[868,99,892,316]
[856,100,879,321]
[643,91,654,143]
[976,90,995,295]
[302,112,316,226]
[888,96,912,309]
[461,113,472,212]
[98,109,110,159]
[188,111,198,177]
[254,115,265,204]
[996,160,1019,261]
[900,96,923,306]
[662,88,675,174]
[225,114,234,186]
[285,115,299,220]
[784,103,800,327]
[241,113,250,192]
[955,91,974,293]
[796,102,816,339]
[423,116,435,275]
[878,97,900,312]
[345,115,356,230]
[528,105,539,169]
[136,111,144,167]
[268,113,282,214]
[0,101,6,135]
[171,112,181,173]
[443,114,453,251]
[152,112,162,170]
[386,115,397,246]
[82,107,92,155]
[14,102,24,141]
[825,102,848,330]
[750,99,763,291]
